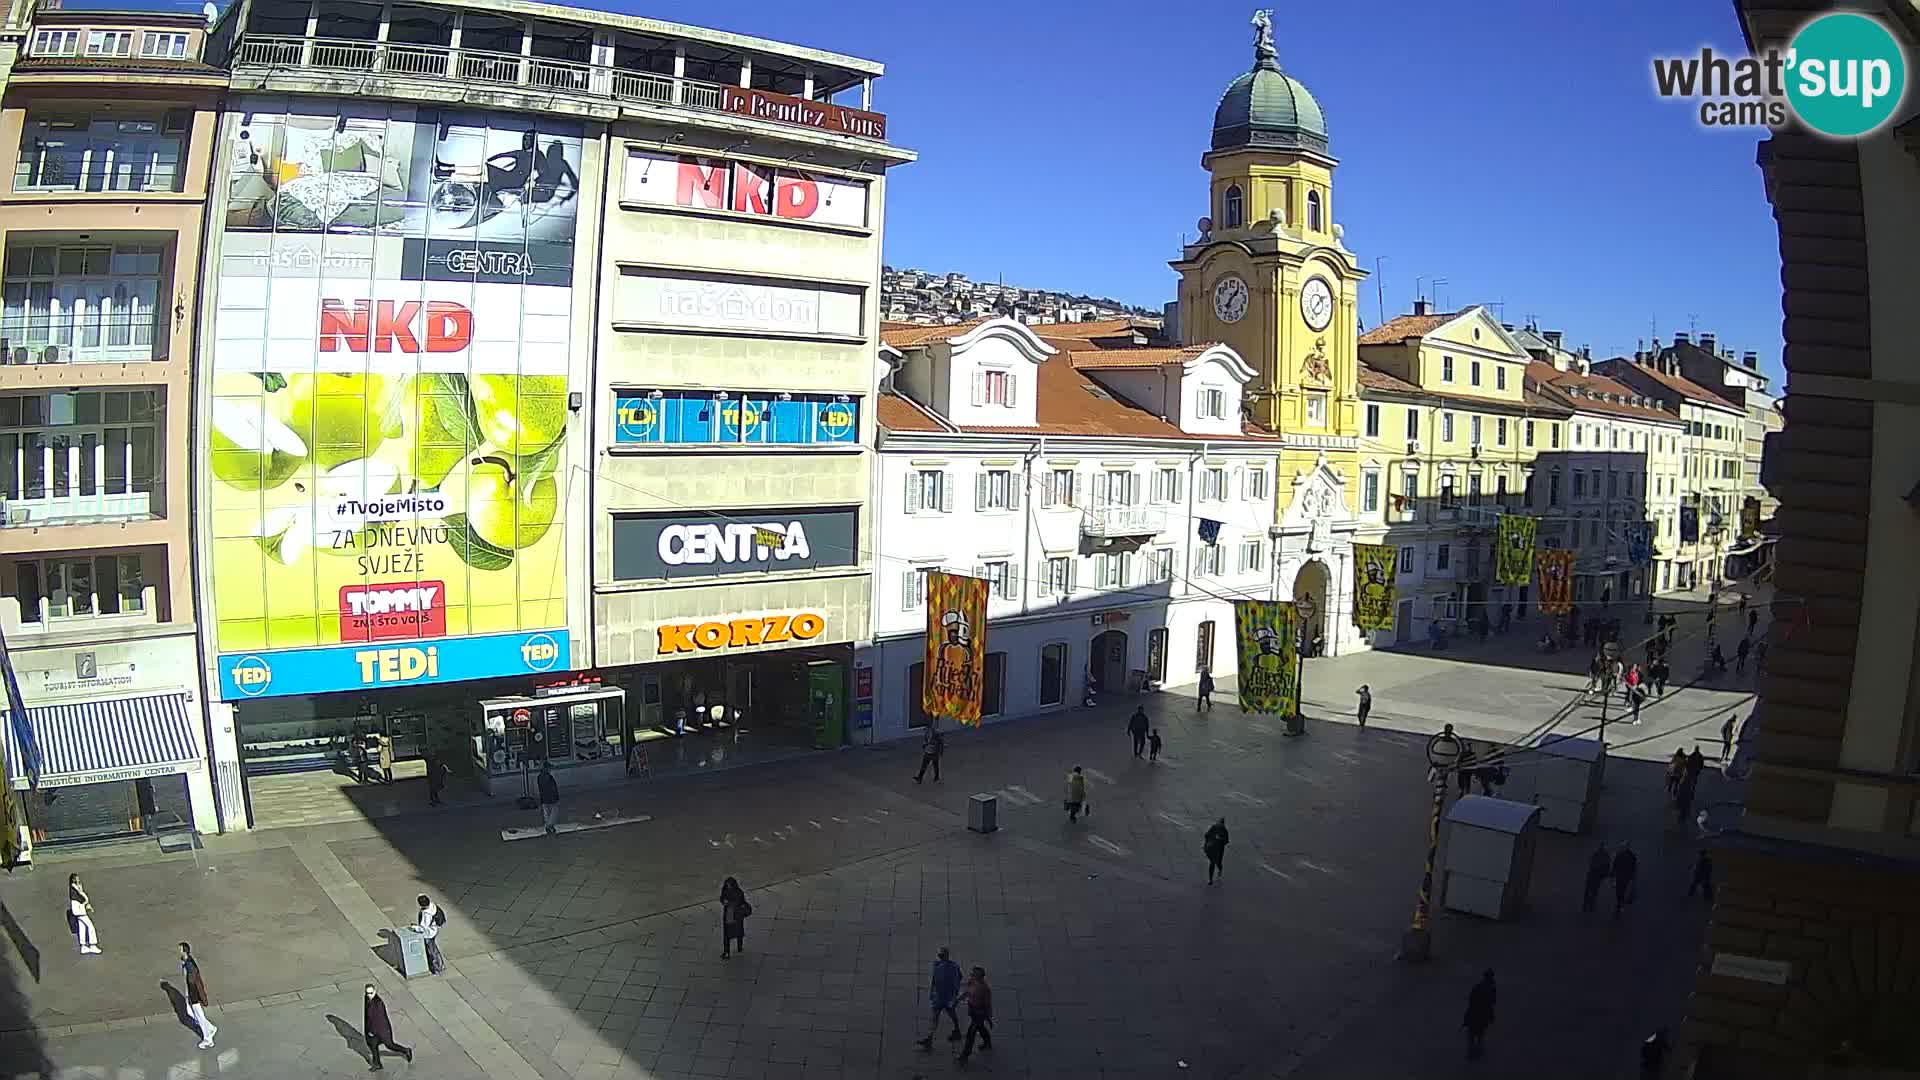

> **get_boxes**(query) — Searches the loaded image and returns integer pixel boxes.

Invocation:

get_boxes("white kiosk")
[1501,733,1606,834]
[1442,795,1543,921]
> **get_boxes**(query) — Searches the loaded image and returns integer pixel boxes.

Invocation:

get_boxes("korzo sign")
[612,507,859,580]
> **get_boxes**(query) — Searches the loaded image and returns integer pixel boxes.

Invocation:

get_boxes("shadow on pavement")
[0,894,52,1079]
[326,1012,374,1066]
[159,979,196,1033]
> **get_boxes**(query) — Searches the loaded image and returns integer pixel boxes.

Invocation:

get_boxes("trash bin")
[399,926,431,978]
[968,793,998,834]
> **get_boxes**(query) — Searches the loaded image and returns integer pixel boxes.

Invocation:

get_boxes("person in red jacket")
[363,984,413,1070]
[954,966,994,1067]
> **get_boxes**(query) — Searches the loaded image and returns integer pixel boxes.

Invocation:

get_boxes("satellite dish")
[1196,216,1214,234]
[203,1,218,25]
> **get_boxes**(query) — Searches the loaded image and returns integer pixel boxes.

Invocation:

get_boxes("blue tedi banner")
[0,621,37,789]
[1625,522,1653,566]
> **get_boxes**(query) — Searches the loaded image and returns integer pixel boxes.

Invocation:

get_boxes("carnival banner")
[1537,548,1576,615]
[1625,521,1653,566]
[923,570,988,726]
[1680,506,1700,544]
[1495,515,1537,585]
[1234,600,1300,716]
[1352,545,1398,632]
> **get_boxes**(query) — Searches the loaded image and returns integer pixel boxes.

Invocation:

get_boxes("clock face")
[1212,275,1249,324]
[1300,277,1335,331]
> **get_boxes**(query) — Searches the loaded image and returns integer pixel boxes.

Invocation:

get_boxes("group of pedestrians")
[914,947,995,1066]
[1666,744,1708,827]
[1581,842,1640,915]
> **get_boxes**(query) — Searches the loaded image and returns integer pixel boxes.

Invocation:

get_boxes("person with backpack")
[1203,817,1230,884]
[720,877,751,959]
[914,726,945,784]
[415,894,447,974]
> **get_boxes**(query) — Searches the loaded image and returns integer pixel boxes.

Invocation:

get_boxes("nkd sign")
[611,507,858,580]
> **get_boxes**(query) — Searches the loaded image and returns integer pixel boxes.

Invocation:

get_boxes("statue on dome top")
[1251,10,1278,64]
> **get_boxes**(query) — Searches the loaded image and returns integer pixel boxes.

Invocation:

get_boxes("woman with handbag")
[720,877,751,959]
[68,874,101,954]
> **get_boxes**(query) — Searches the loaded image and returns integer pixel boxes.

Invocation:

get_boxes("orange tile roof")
[1599,359,1741,411]
[1357,361,1573,417]
[1358,311,1458,346]
[876,391,950,433]
[1357,361,1419,393]
[1066,345,1208,370]
[879,318,990,348]
[1025,318,1154,340]
[1525,362,1682,424]
[882,357,1276,443]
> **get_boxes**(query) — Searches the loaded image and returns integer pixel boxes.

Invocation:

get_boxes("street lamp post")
[1401,726,1463,963]
[1291,592,1318,736]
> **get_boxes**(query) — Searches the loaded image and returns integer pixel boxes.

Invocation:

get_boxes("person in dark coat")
[537,764,560,834]
[1147,730,1163,763]
[1582,844,1610,913]
[1463,969,1496,1059]
[1197,670,1214,712]
[423,751,446,806]
[1687,849,1715,902]
[954,966,993,1066]
[1203,817,1230,884]
[363,984,413,1069]
[1355,684,1372,729]
[1684,746,1707,787]
[1127,707,1150,757]
[720,877,749,959]
[1611,843,1639,915]
[180,942,217,1048]
[914,727,945,784]
[916,946,964,1049]
[1736,636,1752,674]
[1676,773,1699,828]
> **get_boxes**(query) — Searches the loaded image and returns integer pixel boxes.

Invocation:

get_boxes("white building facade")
[859,318,1280,740]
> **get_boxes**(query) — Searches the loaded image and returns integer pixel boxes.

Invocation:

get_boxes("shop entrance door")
[1090,629,1128,694]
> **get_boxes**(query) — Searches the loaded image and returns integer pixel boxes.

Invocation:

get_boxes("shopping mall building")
[183,0,908,829]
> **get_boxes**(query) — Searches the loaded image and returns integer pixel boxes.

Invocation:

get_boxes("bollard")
[967,793,998,834]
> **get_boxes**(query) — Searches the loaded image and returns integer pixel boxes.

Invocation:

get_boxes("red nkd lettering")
[732,162,773,216]
[675,158,727,209]
[773,174,819,220]
[319,300,473,353]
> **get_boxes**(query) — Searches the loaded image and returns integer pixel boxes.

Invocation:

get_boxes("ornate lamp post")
[1291,590,1318,736]
[1401,726,1463,962]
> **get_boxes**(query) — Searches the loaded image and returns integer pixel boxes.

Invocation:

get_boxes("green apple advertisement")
[209,99,581,699]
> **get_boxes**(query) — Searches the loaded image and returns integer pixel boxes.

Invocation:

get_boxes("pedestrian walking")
[376,732,394,784]
[1127,706,1150,757]
[424,750,446,806]
[1147,730,1163,762]
[67,874,100,955]
[1585,655,1604,695]
[1581,844,1610,913]
[1355,684,1372,729]
[1721,715,1737,761]
[1203,817,1230,884]
[1611,843,1638,915]
[1064,766,1088,822]
[719,877,750,958]
[537,763,560,834]
[1197,670,1214,712]
[1676,773,1698,828]
[1685,745,1707,787]
[913,726,945,784]
[954,966,993,1066]
[180,942,217,1048]
[1463,969,1496,1060]
[1736,636,1752,674]
[1755,638,1769,673]
[363,984,413,1070]
[1624,662,1641,702]
[1710,643,1729,674]
[415,894,446,974]
[1666,749,1686,796]
[1629,685,1645,724]
[1687,849,1715,902]
[1652,657,1670,697]
[916,946,964,1049]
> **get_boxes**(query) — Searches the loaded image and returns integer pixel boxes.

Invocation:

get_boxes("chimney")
[1698,332,1716,354]
[1675,332,1690,346]
[1543,330,1563,349]
[1743,350,1758,366]
[1413,299,1431,316]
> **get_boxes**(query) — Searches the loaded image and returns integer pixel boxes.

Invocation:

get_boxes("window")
[1,390,160,525]
[141,31,190,58]
[2,244,166,361]
[1441,413,1455,442]
[1305,392,1327,427]
[1496,418,1507,446]
[1441,355,1454,382]
[1496,474,1509,501]
[31,29,80,56]
[906,469,951,514]
[1306,189,1323,231]
[1401,471,1419,519]
[976,468,1020,511]
[1095,468,1139,507]
[1398,546,1415,573]
[1148,547,1175,583]
[1041,555,1076,597]
[1243,467,1269,500]
[976,369,1014,407]
[907,662,930,729]
[85,31,133,57]
[1525,420,1535,447]
[981,560,1019,600]
[1439,474,1457,508]
[1093,551,1132,588]
[1551,424,1561,449]
[1193,542,1224,576]
[1574,424,1583,447]
[1470,416,1482,446]
[1222,184,1244,229]
[1039,643,1068,706]
[1608,472,1619,499]
[1196,620,1216,674]
[1436,543,1452,571]
[1573,471,1586,499]
[1362,470,1380,513]
[901,567,931,610]
[1610,428,1619,449]
[1406,409,1420,440]
[1496,366,1507,391]
[1200,467,1228,501]
[10,552,144,622]
[1147,628,1169,683]
[1365,403,1381,438]
[1470,360,1482,387]
[1549,469,1563,506]
[1044,467,1077,507]
[1238,538,1265,574]
[1150,466,1182,504]
[982,652,1006,717]
[611,390,861,447]
[1197,387,1224,419]
[1468,473,1483,506]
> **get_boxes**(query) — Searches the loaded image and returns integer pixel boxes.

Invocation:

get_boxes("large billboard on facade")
[206,99,582,699]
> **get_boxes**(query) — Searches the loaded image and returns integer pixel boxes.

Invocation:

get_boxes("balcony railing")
[1081,505,1168,539]
[2,314,161,365]
[233,35,879,140]
[0,585,159,634]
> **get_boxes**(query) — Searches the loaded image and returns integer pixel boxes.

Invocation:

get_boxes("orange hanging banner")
[922,571,988,726]
[1536,548,1576,615]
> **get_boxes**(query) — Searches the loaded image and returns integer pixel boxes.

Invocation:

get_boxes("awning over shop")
[3,692,201,790]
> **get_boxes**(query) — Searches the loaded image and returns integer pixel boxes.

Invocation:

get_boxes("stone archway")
[1292,559,1331,657]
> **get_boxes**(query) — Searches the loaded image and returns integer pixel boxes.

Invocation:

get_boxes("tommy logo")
[340,581,448,641]
[319,299,473,353]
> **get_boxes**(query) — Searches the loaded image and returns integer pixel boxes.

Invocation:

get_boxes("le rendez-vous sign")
[719,86,887,141]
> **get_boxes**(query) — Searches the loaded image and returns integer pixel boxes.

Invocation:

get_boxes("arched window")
[1222,185,1244,229]
[1306,190,1323,232]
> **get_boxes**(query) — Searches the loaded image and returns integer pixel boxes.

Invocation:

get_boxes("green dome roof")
[1212,56,1328,155]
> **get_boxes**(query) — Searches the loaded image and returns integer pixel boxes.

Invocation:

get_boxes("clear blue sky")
[622,0,1785,384]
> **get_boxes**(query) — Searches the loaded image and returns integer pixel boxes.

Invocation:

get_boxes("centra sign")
[660,521,812,566]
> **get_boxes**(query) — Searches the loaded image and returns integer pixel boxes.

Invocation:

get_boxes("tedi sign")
[612,507,859,580]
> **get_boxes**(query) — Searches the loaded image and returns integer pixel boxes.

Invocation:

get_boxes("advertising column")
[204,100,582,706]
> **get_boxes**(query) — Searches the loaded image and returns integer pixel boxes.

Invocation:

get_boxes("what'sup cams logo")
[1654,12,1908,137]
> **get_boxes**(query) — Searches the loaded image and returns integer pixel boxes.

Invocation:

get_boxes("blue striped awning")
[3,692,200,789]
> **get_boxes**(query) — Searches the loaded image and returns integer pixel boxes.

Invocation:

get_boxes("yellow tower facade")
[1170,12,1371,655]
